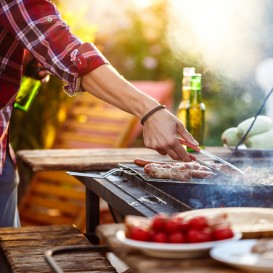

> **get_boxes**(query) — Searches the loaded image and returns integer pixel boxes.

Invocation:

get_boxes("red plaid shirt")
[0,0,109,174]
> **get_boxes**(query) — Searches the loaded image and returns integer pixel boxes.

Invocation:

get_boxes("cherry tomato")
[186,229,212,243]
[188,216,208,230]
[212,227,234,241]
[129,227,150,241]
[168,232,185,243]
[151,232,168,243]
[151,214,167,231]
[176,218,190,232]
[164,217,181,234]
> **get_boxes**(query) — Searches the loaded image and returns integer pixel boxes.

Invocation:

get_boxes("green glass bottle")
[177,67,195,127]
[187,73,206,151]
[14,76,41,111]
[14,59,41,111]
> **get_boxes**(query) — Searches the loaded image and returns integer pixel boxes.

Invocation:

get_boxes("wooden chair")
[19,171,87,231]
[19,81,174,231]
[53,94,138,149]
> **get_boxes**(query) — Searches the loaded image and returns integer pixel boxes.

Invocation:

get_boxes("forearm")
[81,63,199,162]
[81,64,160,119]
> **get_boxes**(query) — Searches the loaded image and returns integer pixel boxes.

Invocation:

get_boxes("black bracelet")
[141,105,166,125]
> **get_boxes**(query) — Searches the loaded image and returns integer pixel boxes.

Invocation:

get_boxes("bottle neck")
[181,75,193,101]
[190,88,202,103]
[182,87,191,101]
[189,73,202,103]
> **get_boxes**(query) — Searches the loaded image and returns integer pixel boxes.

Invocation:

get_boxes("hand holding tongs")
[178,138,244,175]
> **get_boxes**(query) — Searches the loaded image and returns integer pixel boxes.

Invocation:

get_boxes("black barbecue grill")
[69,157,273,242]
[118,161,273,209]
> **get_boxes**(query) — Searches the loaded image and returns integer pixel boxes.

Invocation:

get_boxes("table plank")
[16,147,233,172]
[16,148,167,172]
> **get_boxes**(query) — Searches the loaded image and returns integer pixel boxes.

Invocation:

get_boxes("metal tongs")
[178,138,244,175]
[186,153,222,175]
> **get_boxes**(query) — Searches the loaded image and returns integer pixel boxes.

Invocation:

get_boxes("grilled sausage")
[135,158,210,171]
[134,158,171,167]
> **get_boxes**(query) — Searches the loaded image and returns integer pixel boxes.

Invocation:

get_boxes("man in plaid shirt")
[0,0,198,227]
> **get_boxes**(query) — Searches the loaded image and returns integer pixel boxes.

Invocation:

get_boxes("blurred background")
[10,0,273,152]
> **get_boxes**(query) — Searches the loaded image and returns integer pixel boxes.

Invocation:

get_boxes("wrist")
[141,105,166,125]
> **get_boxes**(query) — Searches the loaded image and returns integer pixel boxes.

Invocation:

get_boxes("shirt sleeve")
[1,0,109,96]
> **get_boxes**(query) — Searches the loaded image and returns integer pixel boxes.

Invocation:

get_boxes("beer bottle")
[188,73,206,151]
[177,67,195,126]
[14,58,41,111]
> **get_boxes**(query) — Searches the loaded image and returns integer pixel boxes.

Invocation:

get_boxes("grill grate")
[117,162,273,209]
[118,163,273,186]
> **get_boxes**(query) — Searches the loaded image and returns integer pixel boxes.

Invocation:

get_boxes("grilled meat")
[144,162,216,181]
[251,239,273,259]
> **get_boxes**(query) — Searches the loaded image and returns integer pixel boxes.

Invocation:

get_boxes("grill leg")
[85,188,100,244]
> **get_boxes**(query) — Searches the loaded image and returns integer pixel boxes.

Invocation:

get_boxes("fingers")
[156,148,167,156]
[145,136,191,162]
[41,75,50,84]
[162,142,191,162]
[38,70,51,83]
[177,123,199,147]
[170,137,192,162]
[38,69,50,77]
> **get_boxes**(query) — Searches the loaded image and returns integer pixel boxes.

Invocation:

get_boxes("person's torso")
[0,26,24,107]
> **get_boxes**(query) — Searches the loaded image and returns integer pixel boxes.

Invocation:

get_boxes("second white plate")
[210,240,273,272]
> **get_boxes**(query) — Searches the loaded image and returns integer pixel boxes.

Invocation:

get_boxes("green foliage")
[104,1,175,81]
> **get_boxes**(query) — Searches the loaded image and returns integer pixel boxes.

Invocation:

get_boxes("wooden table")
[96,223,250,273]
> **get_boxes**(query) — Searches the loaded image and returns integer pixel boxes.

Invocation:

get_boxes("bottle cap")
[190,73,202,90]
[183,67,195,76]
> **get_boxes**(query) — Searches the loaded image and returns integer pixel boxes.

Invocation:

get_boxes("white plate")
[116,230,242,259]
[210,240,273,272]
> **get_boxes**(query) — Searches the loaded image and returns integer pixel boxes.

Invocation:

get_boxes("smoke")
[166,0,267,82]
